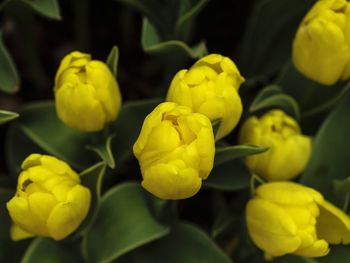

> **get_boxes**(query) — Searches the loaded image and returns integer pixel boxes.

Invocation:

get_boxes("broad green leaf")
[116,221,232,263]
[17,101,95,170]
[238,0,315,77]
[141,18,207,59]
[210,193,235,238]
[106,46,119,77]
[204,160,251,191]
[301,93,350,200]
[0,32,19,93]
[318,245,350,263]
[0,110,19,125]
[21,238,81,263]
[70,162,107,238]
[87,135,116,168]
[214,144,268,167]
[176,0,209,37]
[112,98,162,167]
[278,62,348,114]
[250,85,282,103]
[82,183,170,263]
[0,188,29,263]
[333,178,350,209]
[21,0,61,20]
[249,85,300,120]
[211,119,221,138]
[5,123,45,175]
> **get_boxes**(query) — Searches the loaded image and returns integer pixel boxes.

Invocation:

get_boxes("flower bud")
[166,54,245,140]
[133,102,215,200]
[239,109,311,181]
[54,51,122,131]
[246,182,350,258]
[7,154,91,240]
[292,0,350,85]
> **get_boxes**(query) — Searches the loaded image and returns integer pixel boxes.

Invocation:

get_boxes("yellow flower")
[7,154,91,241]
[246,182,350,258]
[133,102,215,200]
[292,0,350,85]
[54,51,122,131]
[166,54,245,140]
[239,109,311,181]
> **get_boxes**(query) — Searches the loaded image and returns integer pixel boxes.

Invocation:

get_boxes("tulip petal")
[142,163,202,200]
[294,239,329,257]
[246,198,301,257]
[316,200,350,244]
[28,193,57,227]
[47,186,90,240]
[10,224,34,241]
[256,182,324,205]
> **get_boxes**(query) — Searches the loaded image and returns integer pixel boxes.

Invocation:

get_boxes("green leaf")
[301,93,350,200]
[204,160,251,191]
[20,0,61,20]
[0,110,19,125]
[211,119,221,138]
[250,85,282,102]
[112,98,162,167]
[238,0,315,77]
[87,135,116,168]
[214,144,268,167]
[21,238,82,263]
[0,32,19,93]
[71,162,107,238]
[333,178,350,209]
[318,245,350,263]
[82,183,170,263]
[106,46,119,77]
[17,101,95,170]
[176,0,209,37]
[176,0,208,30]
[278,62,347,115]
[116,221,232,263]
[141,18,207,59]
[5,123,45,175]
[249,85,300,120]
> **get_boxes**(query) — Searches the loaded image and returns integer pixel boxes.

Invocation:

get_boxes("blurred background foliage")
[1,0,350,262]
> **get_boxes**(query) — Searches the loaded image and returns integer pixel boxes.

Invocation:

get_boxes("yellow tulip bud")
[54,51,122,131]
[239,109,311,181]
[133,102,215,200]
[7,154,91,240]
[292,0,350,85]
[166,54,245,140]
[246,182,350,258]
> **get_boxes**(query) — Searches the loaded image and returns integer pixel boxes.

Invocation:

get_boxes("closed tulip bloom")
[246,182,350,258]
[166,54,245,140]
[292,0,350,85]
[7,154,91,240]
[133,102,215,200]
[239,109,311,181]
[54,51,122,131]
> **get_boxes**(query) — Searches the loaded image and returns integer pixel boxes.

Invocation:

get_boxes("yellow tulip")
[239,109,311,181]
[7,154,91,240]
[54,51,122,131]
[133,102,215,200]
[292,0,350,85]
[166,54,244,140]
[246,182,350,258]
